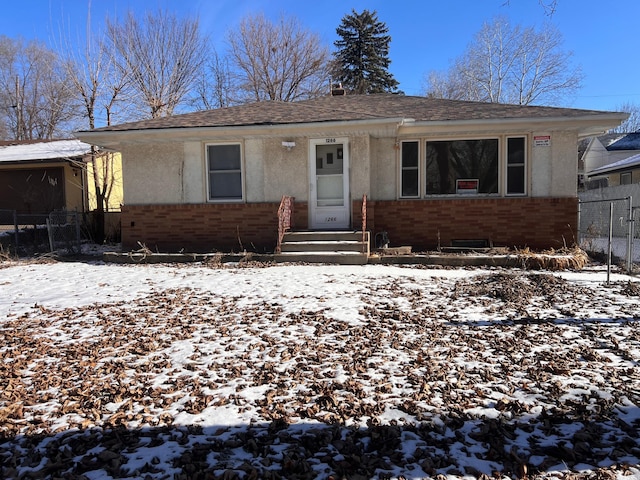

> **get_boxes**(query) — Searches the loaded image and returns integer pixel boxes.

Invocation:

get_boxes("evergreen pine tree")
[333,9,400,95]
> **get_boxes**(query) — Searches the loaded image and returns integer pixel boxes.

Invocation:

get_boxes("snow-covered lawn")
[0,259,639,480]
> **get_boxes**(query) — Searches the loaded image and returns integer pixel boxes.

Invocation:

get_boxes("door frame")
[308,137,350,230]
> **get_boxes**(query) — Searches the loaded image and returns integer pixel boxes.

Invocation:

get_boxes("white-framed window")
[506,136,526,195]
[397,136,528,197]
[400,140,420,198]
[620,172,632,185]
[206,143,243,201]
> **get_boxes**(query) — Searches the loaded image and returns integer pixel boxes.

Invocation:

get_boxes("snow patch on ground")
[0,260,638,479]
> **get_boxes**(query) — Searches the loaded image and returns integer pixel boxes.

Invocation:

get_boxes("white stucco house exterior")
[76,94,625,253]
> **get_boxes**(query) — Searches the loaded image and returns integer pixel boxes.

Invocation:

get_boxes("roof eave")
[75,112,628,148]
[399,113,628,137]
[75,117,409,147]
[0,156,87,165]
[587,153,640,176]
[588,163,640,176]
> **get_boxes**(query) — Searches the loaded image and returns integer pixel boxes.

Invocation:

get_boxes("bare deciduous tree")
[503,0,558,16]
[425,69,478,103]
[191,47,236,110]
[610,101,640,133]
[0,36,75,140]
[62,31,128,130]
[227,13,330,102]
[59,7,129,242]
[106,9,207,118]
[423,17,582,106]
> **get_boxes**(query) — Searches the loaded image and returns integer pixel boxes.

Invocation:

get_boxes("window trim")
[399,140,421,199]
[620,172,632,185]
[396,135,529,199]
[505,136,527,196]
[205,142,245,203]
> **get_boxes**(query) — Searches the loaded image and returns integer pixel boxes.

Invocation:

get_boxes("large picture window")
[207,144,242,201]
[426,139,498,195]
[401,141,419,197]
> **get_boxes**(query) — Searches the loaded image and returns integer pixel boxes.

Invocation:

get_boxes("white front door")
[309,138,350,229]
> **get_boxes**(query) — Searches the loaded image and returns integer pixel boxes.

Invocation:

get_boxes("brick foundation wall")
[371,197,578,251]
[122,197,577,253]
[292,201,309,231]
[121,203,283,253]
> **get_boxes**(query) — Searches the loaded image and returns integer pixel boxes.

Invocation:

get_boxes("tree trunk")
[91,147,105,244]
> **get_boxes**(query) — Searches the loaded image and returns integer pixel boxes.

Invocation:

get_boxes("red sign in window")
[456,179,479,194]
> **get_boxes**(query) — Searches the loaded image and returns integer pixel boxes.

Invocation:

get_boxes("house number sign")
[325,138,337,143]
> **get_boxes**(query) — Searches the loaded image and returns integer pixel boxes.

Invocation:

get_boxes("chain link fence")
[0,209,18,252]
[0,210,88,256]
[46,211,83,255]
[579,184,639,274]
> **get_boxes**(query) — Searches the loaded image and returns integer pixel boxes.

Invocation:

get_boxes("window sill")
[398,194,531,200]
[423,193,501,199]
[207,198,245,203]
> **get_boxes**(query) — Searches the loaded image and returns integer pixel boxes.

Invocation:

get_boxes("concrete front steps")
[276,231,370,264]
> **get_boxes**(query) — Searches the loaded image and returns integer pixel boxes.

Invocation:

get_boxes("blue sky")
[1,0,639,112]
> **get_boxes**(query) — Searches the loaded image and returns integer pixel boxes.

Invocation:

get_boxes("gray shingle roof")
[80,94,617,133]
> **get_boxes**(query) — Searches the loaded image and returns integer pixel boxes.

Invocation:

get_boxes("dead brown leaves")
[0,272,638,479]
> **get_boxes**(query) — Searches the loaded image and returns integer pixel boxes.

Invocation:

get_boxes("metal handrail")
[361,194,367,254]
[276,195,294,254]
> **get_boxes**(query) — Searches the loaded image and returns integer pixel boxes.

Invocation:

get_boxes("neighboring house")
[581,132,640,188]
[0,139,123,214]
[587,152,640,185]
[75,94,625,253]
